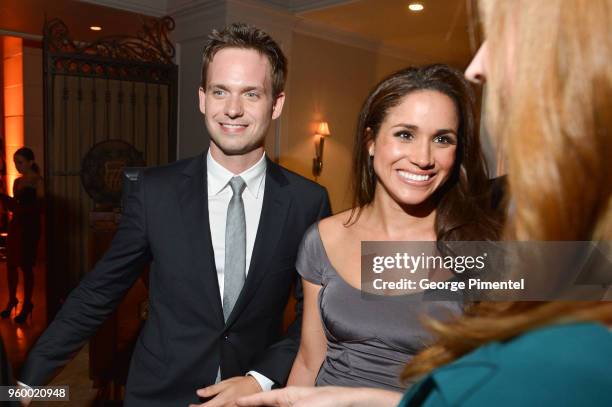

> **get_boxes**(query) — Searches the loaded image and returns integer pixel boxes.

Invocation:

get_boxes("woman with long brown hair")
[282,63,500,392]
[238,0,612,406]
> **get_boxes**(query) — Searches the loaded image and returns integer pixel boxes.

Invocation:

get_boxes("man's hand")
[190,376,263,407]
[17,382,32,407]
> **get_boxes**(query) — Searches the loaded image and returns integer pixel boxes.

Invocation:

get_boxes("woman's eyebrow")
[434,129,458,136]
[391,123,419,130]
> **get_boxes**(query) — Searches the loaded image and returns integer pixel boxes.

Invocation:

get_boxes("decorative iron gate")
[43,17,177,317]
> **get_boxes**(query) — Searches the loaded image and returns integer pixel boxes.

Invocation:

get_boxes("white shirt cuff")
[246,371,274,391]
[17,381,32,390]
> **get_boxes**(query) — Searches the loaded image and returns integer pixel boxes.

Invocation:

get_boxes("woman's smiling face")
[369,89,459,207]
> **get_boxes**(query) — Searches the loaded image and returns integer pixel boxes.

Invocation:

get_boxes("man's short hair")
[201,23,288,98]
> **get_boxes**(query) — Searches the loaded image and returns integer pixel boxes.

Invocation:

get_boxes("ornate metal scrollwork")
[45,17,175,64]
[44,17,176,82]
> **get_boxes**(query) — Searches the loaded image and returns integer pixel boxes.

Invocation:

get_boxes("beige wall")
[281,33,413,213]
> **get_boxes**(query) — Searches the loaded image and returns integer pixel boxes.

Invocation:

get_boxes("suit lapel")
[225,159,292,326]
[177,154,224,323]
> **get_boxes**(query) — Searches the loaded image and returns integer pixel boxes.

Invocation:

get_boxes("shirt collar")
[207,148,267,198]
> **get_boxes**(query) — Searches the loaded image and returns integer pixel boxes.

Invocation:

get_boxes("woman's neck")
[363,188,437,241]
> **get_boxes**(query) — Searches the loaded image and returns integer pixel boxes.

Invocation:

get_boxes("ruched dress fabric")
[296,223,462,391]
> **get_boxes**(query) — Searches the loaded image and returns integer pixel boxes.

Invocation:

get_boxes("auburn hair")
[402,0,612,380]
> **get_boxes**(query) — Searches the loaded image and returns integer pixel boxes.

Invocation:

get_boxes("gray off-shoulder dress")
[296,223,462,391]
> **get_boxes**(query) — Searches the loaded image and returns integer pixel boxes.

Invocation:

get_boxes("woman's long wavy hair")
[348,64,502,242]
[402,0,612,380]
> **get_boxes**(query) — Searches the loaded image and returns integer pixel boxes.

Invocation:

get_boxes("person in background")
[286,64,501,392]
[237,0,612,406]
[0,147,43,324]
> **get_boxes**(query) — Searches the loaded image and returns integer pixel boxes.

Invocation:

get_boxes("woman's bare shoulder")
[318,209,355,243]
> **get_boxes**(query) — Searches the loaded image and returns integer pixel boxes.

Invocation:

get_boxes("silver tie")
[223,176,247,321]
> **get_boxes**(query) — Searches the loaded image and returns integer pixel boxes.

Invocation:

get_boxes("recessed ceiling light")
[408,3,424,12]
[90,26,102,31]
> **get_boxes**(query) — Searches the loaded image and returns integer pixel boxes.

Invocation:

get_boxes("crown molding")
[77,0,167,16]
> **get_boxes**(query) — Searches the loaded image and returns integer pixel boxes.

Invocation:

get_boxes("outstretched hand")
[236,386,402,407]
[236,386,322,407]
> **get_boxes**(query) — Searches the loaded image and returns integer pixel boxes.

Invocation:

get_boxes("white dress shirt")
[207,150,266,297]
[207,149,274,391]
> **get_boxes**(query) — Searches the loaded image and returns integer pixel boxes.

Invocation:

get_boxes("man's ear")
[198,87,206,115]
[271,92,285,120]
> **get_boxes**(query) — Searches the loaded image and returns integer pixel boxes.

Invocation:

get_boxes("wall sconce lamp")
[312,121,331,177]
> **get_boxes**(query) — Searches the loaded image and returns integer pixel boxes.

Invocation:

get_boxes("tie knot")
[229,176,246,196]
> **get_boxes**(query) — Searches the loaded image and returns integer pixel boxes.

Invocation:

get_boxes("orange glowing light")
[2,36,25,196]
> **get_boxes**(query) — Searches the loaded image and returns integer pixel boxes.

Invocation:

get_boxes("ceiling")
[0,0,478,69]
[299,0,479,68]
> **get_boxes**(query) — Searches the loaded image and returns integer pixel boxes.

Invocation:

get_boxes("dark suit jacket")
[20,154,331,406]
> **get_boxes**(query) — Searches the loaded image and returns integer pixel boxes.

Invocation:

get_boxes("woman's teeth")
[398,171,431,182]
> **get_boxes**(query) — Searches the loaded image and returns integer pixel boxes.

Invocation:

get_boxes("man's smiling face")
[199,47,284,159]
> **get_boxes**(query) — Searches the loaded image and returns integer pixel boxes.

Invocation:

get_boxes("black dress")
[6,186,41,268]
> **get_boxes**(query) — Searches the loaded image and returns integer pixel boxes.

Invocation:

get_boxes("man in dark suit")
[19,23,330,407]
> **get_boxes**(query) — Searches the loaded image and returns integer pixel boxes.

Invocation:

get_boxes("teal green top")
[398,322,612,406]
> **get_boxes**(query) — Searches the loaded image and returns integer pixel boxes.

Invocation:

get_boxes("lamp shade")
[316,121,331,137]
